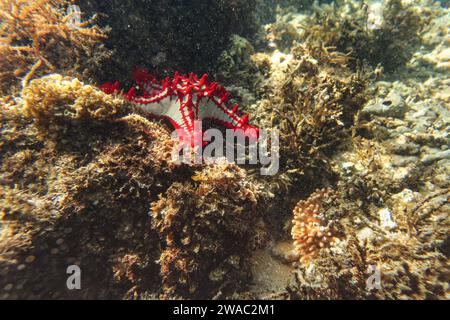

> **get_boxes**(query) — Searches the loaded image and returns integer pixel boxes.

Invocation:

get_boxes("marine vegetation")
[0,74,175,299]
[151,160,262,299]
[287,183,449,300]
[0,0,107,95]
[256,42,368,191]
[0,73,265,299]
[302,0,430,72]
[0,0,448,302]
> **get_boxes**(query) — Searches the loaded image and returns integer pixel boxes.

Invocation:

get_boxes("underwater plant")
[302,0,429,72]
[0,0,106,95]
[257,42,368,191]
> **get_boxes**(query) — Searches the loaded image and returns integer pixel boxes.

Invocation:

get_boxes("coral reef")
[1,73,267,299]
[0,74,178,299]
[0,0,107,95]
[291,188,340,266]
[151,160,261,299]
[288,186,449,300]
[0,0,448,301]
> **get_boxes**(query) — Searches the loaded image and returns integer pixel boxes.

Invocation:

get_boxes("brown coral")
[291,188,340,265]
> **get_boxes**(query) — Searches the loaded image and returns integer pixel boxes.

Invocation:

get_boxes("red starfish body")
[101,69,259,145]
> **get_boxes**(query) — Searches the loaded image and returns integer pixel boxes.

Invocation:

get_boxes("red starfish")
[101,69,259,145]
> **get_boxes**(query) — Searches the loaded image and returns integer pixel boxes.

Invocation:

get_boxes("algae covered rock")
[151,160,261,299]
[0,74,178,299]
[1,73,268,299]
[302,0,430,72]
[362,89,407,119]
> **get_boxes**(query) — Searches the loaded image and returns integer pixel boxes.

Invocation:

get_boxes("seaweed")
[0,0,107,95]
[151,160,261,299]
[257,42,368,193]
[302,0,430,72]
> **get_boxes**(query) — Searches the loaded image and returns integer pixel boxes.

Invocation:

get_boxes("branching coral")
[288,185,449,300]
[291,188,340,265]
[0,0,106,94]
[151,160,260,299]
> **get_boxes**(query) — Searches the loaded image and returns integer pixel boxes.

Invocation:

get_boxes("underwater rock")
[420,149,450,165]
[378,208,397,230]
[362,90,407,119]
[0,74,181,299]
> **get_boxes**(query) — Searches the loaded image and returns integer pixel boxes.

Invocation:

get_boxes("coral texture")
[291,188,340,265]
